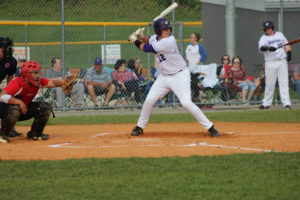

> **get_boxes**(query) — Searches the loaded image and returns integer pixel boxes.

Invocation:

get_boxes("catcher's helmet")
[263,20,274,31]
[21,61,41,86]
[154,18,172,36]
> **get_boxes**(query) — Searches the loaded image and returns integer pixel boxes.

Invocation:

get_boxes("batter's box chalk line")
[180,142,277,152]
[223,131,298,135]
[48,141,278,152]
[90,132,128,138]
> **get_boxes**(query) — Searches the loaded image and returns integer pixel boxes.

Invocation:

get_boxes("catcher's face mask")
[21,61,42,86]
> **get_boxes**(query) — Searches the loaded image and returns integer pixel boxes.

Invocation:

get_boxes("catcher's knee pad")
[29,102,52,138]
[1,105,22,137]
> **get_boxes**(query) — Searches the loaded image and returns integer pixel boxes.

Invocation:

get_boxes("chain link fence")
[0,0,299,111]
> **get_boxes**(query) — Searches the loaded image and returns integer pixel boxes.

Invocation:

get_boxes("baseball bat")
[128,2,178,41]
[276,38,300,49]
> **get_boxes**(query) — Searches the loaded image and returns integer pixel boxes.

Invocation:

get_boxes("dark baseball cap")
[94,57,102,65]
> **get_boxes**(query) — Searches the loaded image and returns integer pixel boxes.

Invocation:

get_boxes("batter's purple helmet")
[154,18,172,36]
[263,20,274,31]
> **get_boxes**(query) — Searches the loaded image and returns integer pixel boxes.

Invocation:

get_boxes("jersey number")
[158,54,166,62]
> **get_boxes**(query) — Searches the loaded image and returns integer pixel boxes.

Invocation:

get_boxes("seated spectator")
[227,56,256,105]
[294,64,300,100]
[127,58,144,81]
[112,59,141,103]
[86,57,116,107]
[44,57,84,108]
[216,55,236,101]
[189,63,219,101]
[12,58,26,78]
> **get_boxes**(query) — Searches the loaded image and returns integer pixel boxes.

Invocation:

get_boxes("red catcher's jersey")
[4,77,49,106]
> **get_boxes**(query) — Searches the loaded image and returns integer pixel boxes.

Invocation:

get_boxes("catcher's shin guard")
[27,102,52,140]
[1,104,22,138]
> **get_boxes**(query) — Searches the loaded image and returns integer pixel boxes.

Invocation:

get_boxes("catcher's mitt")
[61,74,78,95]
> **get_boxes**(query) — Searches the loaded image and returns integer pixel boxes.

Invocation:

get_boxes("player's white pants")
[262,59,291,107]
[137,68,213,130]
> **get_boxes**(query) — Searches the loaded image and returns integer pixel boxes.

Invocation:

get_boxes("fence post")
[24,25,28,60]
[225,0,236,59]
[103,25,106,66]
[61,0,66,111]
[278,0,284,32]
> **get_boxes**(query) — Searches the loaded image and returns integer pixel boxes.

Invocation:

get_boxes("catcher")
[0,60,77,143]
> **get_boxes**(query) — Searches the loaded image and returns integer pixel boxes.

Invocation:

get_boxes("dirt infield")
[1,122,300,160]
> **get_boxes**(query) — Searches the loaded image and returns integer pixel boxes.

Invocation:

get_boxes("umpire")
[0,37,22,137]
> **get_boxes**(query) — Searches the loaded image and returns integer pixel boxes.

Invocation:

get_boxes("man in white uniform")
[129,18,219,137]
[258,20,292,110]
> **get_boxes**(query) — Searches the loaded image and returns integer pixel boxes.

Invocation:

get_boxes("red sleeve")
[4,78,21,96]
[40,78,49,86]
[112,71,119,81]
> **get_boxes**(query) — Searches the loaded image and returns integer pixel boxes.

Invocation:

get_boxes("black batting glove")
[268,46,277,52]
[134,40,142,49]
[260,46,269,52]
[286,51,292,62]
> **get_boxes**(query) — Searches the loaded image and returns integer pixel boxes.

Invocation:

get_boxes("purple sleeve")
[143,44,156,53]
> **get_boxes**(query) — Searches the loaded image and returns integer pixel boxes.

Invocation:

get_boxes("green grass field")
[0,109,298,199]
[1,153,299,200]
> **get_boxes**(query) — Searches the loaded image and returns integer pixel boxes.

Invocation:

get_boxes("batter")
[129,18,219,137]
[258,20,292,110]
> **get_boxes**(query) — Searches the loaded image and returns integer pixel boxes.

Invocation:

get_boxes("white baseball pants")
[262,59,291,107]
[137,68,213,130]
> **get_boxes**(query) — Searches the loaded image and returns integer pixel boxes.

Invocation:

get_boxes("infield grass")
[0,152,299,200]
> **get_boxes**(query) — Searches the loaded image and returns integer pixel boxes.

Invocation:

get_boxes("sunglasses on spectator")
[233,61,240,64]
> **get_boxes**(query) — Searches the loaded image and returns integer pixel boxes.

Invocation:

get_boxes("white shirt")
[258,32,288,62]
[185,44,201,67]
[150,35,186,75]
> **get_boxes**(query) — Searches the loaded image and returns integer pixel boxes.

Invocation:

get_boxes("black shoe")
[27,131,49,140]
[131,126,143,136]
[285,105,291,110]
[9,129,23,137]
[208,125,220,137]
[0,135,9,143]
[258,105,270,110]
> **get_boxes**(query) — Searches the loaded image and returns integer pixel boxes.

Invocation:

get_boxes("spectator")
[86,57,116,107]
[15,57,26,77]
[216,55,235,101]
[185,32,207,67]
[127,58,144,81]
[44,57,84,108]
[112,59,141,103]
[228,56,256,105]
[294,64,300,100]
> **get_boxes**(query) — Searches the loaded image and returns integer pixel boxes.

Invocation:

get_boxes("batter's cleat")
[285,105,291,110]
[27,132,49,140]
[9,129,23,137]
[131,126,143,136]
[259,105,270,110]
[0,136,10,143]
[208,125,220,137]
